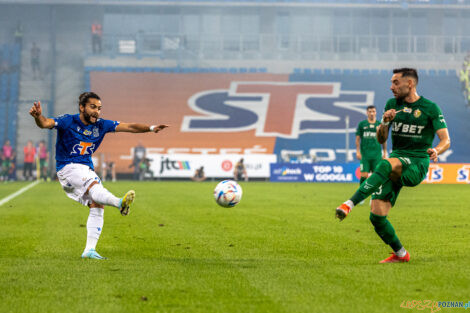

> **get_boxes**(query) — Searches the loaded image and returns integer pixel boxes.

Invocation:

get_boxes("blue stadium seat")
[229,68,238,73]
[343,69,352,75]
[429,69,437,76]
[324,69,332,75]
[249,67,257,73]
[360,69,369,75]
[352,69,360,75]
[239,67,248,73]
[293,68,301,74]
[438,69,447,76]
[303,69,312,74]
[313,69,322,75]
[258,68,267,73]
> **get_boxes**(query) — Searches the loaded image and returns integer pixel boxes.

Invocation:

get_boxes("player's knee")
[384,158,403,172]
[89,201,104,209]
[86,181,100,194]
[374,159,393,177]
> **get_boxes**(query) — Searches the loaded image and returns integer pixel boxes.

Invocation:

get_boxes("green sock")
[359,177,366,186]
[369,212,403,252]
[350,160,392,205]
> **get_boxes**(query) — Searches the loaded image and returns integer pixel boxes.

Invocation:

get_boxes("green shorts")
[371,155,429,207]
[2,160,11,170]
[360,157,381,173]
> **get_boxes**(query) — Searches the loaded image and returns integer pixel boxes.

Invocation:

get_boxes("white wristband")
[381,118,390,126]
[432,148,438,156]
[149,125,156,132]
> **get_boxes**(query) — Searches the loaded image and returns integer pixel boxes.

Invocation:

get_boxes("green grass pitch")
[0,181,469,313]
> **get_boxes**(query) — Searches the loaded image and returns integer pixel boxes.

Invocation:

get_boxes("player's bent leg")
[370,200,409,263]
[119,190,135,216]
[87,181,121,208]
[359,172,369,205]
[349,158,403,205]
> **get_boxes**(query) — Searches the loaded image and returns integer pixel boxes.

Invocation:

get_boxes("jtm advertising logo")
[159,157,191,174]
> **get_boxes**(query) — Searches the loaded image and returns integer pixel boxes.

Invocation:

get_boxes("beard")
[393,87,409,101]
[83,111,98,124]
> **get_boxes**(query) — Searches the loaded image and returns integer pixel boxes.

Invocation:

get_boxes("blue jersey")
[52,114,119,171]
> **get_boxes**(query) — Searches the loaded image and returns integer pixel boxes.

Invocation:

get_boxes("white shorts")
[57,163,101,206]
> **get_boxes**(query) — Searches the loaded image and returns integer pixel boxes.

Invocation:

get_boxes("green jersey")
[356,119,382,160]
[385,96,447,158]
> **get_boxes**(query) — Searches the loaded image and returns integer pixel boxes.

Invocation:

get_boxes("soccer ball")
[213,180,242,207]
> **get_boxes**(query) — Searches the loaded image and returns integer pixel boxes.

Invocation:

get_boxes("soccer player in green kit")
[336,68,451,263]
[356,105,387,192]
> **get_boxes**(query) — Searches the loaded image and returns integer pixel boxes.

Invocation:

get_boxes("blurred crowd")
[0,139,50,182]
[459,53,470,107]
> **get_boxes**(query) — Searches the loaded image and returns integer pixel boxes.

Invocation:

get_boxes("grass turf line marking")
[0,180,41,207]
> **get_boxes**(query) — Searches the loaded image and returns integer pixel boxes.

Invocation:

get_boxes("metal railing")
[94,33,470,61]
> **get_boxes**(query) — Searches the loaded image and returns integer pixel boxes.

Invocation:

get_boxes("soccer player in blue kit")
[29,92,168,259]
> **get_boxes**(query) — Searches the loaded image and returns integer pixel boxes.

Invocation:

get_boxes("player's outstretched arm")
[115,123,169,133]
[427,128,451,163]
[29,101,55,129]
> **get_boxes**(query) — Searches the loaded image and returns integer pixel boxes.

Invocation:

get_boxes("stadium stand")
[0,43,20,147]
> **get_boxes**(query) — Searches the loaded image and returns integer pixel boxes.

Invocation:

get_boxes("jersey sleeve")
[102,119,120,133]
[430,103,447,131]
[355,122,362,137]
[53,114,71,130]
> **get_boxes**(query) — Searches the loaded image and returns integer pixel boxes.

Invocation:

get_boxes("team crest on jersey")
[181,81,374,139]
[93,127,99,137]
[403,107,412,113]
[83,129,92,136]
[413,109,421,118]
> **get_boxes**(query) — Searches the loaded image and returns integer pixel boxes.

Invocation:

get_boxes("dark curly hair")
[78,92,101,107]
[393,68,418,85]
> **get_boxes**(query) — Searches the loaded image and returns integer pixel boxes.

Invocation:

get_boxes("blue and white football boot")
[81,248,107,260]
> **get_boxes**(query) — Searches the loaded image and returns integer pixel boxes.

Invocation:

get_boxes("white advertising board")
[148,154,277,178]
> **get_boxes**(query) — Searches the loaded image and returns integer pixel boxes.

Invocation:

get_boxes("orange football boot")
[379,251,410,263]
[335,203,351,221]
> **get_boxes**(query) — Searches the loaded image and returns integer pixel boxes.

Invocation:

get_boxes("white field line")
[0,180,41,207]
